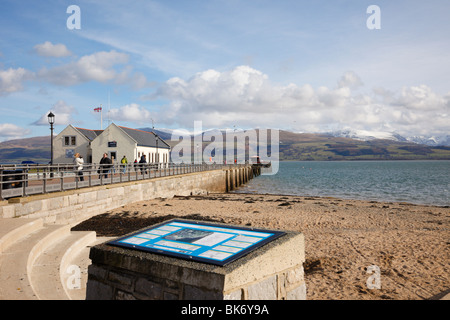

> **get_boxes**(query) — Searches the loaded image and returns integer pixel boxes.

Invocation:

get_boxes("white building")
[53,123,171,165]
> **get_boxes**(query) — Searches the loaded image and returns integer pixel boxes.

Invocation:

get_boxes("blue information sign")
[108,219,285,266]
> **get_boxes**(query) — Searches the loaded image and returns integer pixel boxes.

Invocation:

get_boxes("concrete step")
[0,223,71,300]
[63,237,113,300]
[30,231,96,300]
[0,218,112,300]
[0,218,44,254]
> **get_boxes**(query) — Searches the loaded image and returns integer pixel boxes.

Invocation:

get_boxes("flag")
[94,107,102,112]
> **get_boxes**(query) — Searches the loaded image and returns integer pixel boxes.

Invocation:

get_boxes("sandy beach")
[74,192,450,300]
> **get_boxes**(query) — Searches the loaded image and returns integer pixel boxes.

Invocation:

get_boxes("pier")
[0,163,259,223]
[0,163,259,202]
[0,163,266,300]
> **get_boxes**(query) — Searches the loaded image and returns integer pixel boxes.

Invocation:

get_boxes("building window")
[64,136,76,146]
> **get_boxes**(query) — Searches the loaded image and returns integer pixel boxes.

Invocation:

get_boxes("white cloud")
[158,66,291,114]
[37,50,129,86]
[154,66,449,137]
[33,100,76,126]
[0,123,31,140]
[34,41,72,57]
[35,49,151,89]
[394,85,447,111]
[115,66,153,90]
[108,103,153,125]
[1,49,150,92]
[371,85,450,135]
[338,71,364,89]
[0,67,33,95]
[155,66,355,126]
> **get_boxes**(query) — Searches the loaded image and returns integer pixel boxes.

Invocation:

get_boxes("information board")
[108,219,285,266]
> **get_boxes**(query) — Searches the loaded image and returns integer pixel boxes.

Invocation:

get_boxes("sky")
[0,0,449,141]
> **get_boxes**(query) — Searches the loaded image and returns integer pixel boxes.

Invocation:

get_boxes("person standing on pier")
[74,153,84,181]
[99,153,112,179]
[121,155,128,174]
[139,154,147,175]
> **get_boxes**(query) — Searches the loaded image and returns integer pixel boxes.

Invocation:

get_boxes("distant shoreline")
[2,159,450,165]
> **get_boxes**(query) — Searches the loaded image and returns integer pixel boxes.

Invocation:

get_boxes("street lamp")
[155,135,159,166]
[152,119,159,167]
[48,112,55,166]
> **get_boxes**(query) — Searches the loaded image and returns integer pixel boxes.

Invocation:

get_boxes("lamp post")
[48,112,55,166]
[152,119,159,167]
[156,135,159,166]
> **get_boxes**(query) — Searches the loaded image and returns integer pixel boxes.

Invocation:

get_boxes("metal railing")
[0,162,247,201]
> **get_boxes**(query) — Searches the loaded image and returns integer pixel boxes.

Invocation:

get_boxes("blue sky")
[0,0,449,141]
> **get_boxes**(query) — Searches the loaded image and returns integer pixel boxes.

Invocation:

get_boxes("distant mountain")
[0,136,51,164]
[327,129,450,147]
[138,128,450,161]
[406,135,450,147]
[0,136,50,149]
[277,130,450,161]
[1,129,450,164]
[326,129,408,142]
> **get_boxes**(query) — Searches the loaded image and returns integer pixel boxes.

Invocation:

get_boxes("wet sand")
[75,193,450,300]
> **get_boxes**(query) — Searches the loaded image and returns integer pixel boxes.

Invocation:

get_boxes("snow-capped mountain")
[326,129,408,142]
[406,135,450,147]
[327,129,450,146]
[142,127,450,147]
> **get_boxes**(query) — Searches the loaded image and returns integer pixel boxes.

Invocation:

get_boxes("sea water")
[234,161,450,206]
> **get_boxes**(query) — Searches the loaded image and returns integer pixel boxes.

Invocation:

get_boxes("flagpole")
[108,91,111,126]
[100,104,103,130]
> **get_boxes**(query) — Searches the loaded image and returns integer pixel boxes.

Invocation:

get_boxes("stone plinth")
[86,220,306,300]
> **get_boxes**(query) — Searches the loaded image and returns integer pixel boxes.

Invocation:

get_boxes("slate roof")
[74,125,170,149]
[75,128,103,141]
[118,126,171,149]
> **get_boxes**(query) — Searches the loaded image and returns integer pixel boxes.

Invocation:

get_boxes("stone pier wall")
[0,166,256,225]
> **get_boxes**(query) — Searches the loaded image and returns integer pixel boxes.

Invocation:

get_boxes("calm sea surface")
[233,161,450,207]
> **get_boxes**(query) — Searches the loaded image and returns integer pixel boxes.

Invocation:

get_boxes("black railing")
[0,163,247,201]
